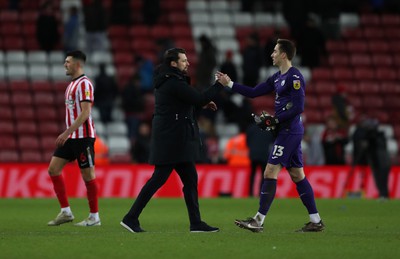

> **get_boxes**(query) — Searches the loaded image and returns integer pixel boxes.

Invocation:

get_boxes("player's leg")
[121,164,174,233]
[289,167,325,232]
[175,162,219,232]
[47,156,74,226]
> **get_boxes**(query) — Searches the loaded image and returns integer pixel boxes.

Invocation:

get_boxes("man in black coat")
[121,48,224,233]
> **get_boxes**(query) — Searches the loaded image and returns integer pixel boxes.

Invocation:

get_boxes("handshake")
[252,111,279,131]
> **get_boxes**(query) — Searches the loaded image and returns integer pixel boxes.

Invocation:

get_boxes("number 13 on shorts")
[272,145,284,157]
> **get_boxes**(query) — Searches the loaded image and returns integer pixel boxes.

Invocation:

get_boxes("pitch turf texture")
[1,198,399,259]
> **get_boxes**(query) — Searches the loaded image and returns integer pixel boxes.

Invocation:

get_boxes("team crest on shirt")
[293,80,301,90]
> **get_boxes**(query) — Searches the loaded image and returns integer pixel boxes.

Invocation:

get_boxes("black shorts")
[53,138,95,169]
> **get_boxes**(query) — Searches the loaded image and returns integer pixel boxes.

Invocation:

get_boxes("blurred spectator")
[219,50,238,83]
[297,16,327,68]
[142,0,160,26]
[223,125,250,166]
[36,1,60,52]
[110,0,130,25]
[246,122,274,197]
[135,55,154,93]
[83,0,108,52]
[94,63,118,123]
[351,117,390,199]
[321,116,348,165]
[132,122,151,163]
[63,6,80,53]
[94,136,109,165]
[264,30,281,67]
[121,74,145,140]
[196,34,217,89]
[155,38,175,64]
[332,83,353,130]
[241,33,263,86]
[241,0,256,12]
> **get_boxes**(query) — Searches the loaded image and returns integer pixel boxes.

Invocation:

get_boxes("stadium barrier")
[0,164,399,198]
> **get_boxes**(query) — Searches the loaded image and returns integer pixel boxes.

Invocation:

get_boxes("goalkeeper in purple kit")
[216,39,324,232]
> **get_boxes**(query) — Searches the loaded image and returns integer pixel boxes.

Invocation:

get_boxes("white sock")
[61,207,72,215]
[90,212,99,220]
[254,212,265,225]
[309,213,321,223]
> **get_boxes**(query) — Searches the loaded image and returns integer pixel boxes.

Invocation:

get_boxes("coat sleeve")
[172,79,224,107]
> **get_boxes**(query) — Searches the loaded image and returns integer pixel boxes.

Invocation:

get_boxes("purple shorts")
[268,133,303,168]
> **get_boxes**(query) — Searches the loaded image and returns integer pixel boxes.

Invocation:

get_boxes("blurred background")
[1,0,400,170]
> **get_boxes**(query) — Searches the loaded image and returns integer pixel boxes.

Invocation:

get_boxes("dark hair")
[66,50,86,63]
[163,48,186,65]
[277,39,296,61]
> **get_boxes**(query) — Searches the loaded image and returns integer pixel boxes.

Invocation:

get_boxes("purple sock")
[296,177,318,214]
[258,178,277,215]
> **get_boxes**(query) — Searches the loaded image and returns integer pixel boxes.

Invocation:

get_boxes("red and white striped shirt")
[64,75,96,139]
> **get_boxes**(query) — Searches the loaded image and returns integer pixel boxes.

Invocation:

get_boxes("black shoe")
[190,221,219,233]
[120,217,145,233]
[296,220,325,232]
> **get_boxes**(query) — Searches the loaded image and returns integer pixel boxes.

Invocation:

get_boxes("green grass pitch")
[0,198,399,259]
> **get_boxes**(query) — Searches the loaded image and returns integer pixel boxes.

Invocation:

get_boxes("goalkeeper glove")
[252,111,278,130]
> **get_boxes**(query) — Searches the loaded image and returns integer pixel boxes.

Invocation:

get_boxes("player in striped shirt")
[47,50,100,227]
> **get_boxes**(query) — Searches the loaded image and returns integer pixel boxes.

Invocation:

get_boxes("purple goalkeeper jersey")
[232,66,305,135]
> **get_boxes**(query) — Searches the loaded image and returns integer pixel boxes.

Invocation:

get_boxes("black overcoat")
[149,65,223,165]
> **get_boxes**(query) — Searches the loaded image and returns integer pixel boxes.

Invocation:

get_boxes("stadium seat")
[26,51,48,64]
[110,153,132,164]
[162,0,186,12]
[106,122,128,137]
[2,37,24,50]
[367,41,389,53]
[363,27,384,39]
[362,96,384,108]
[150,25,172,39]
[0,150,19,162]
[16,121,37,136]
[328,54,349,67]
[325,40,347,54]
[311,68,332,81]
[187,0,208,12]
[375,68,397,81]
[168,12,189,25]
[189,12,210,25]
[36,107,57,121]
[40,136,57,151]
[210,12,232,25]
[38,122,60,137]
[0,91,10,106]
[359,14,380,26]
[48,51,64,65]
[31,81,53,92]
[5,51,26,64]
[381,14,400,26]
[314,81,336,95]
[14,107,35,121]
[6,64,28,80]
[232,13,254,27]
[358,81,380,94]
[332,68,354,81]
[113,52,134,66]
[171,25,193,39]
[371,54,392,67]
[33,92,56,107]
[9,80,30,91]
[353,68,375,80]
[342,28,364,40]
[381,82,400,94]
[28,66,50,81]
[347,40,368,53]
[0,120,14,135]
[107,26,129,39]
[303,110,323,123]
[11,92,32,106]
[20,151,43,162]
[0,135,17,149]
[350,54,372,67]
[107,136,131,155]
[347,95,363,109]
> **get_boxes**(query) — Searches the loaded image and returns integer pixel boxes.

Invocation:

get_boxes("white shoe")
[48,211,75,226]
[74,217,101,227]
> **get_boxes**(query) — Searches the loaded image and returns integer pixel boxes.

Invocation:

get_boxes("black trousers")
[125,162,201,225]
[249,160,267,197]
